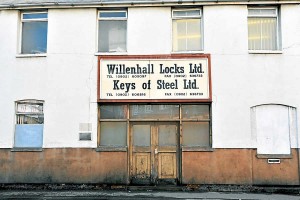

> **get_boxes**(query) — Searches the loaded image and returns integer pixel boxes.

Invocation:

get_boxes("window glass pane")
[100,105,127,119]
[100,122,126,146]
[98,20,127,52]
[248,18,261,50]
[173,19,202,51]
[186,19,201,51]
[130,105,179,119]
[23,13,48,19]
[158,125,177,146]
[248,9,276,16]
[16,114,44,124]
[99,11,126,18]
[248,17,277,50]
[22,21,47,54]
[261,18,277,50]
[186,10,201,16]
[173,20,186,51]
[133,125,150,147]
[173,10,186,17]
[182,105,209,119]
[17,103,43,113]
[248,9,261,15]
[182,122,210,147]
[173,10,200,17]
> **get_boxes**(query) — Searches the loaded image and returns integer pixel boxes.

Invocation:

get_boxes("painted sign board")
[99,56,210,101]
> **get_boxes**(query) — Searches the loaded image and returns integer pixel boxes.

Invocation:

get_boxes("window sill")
[16,54,47,58]
[95,52,128,56]
[182,146,214,152]
[171,51,205,54]
[11,148,43,152]
[95,146,127,152]
[248,50,282,54]
[256,154,292,159]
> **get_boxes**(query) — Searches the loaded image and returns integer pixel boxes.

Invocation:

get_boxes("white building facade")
[0,0,300,185]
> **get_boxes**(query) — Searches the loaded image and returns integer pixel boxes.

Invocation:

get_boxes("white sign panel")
[99,58,210,100]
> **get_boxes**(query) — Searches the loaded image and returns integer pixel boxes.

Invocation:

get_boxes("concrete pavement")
[0,190,300,200]
[1,184,300,199]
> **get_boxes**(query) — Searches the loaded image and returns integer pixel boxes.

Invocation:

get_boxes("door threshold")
[127,185,183,191]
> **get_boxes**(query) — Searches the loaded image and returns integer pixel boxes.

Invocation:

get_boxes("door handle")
[155,148,158,154]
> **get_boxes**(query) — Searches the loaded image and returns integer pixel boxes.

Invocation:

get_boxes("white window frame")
[172,9,202,19]
[172,8,204,53]
[247,7,281,53]
[97,10,128,54]
[98,10,127,20]
[14,99,44,149]
[19,11,48,56]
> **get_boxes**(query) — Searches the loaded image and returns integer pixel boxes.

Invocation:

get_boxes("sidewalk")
[0,187,300,200]
[1,184,300,195]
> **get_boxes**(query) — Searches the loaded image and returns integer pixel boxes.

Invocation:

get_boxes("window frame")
[19,11,48,55]
[247,6,281,53]
[13,99,44,150]
[97,10,128,54]
[98,104,212,152]
[171,8,204,53]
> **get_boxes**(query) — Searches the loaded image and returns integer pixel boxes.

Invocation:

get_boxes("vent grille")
[267,159,280,164]
[79,132,92,141]
[79,123,92,141]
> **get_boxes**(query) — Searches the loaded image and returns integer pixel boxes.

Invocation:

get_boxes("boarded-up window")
[14,100,44,148]
[251,104,296,155]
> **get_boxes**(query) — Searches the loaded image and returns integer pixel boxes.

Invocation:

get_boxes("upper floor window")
[172,9,203,52]
[21,11,48,54]
[248,7,280,51]
[14,100,44,148]
[98,10,127,53]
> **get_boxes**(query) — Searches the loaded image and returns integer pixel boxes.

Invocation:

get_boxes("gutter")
[0,0,299,9]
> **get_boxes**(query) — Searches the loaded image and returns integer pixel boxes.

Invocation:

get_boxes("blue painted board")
[15,125,43,148]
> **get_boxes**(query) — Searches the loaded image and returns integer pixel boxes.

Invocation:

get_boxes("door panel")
[157,124,177,182]
[158,153,177,178]
[131,124,151,184]
[130,122,178,185]
[133,153,151,178]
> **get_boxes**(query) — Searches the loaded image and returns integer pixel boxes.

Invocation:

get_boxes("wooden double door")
[130,122,179,185]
